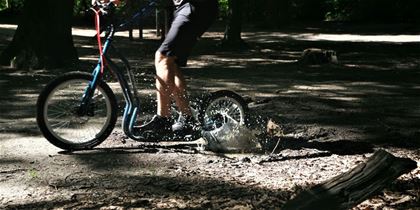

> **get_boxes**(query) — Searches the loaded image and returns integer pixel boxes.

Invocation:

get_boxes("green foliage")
[325,0,420,22]
[73,0,88,15]
[0,1,6,10]
[218,0,229,18]
[325,0,354,21]
[240,0,420,24]
[0,0,24,11]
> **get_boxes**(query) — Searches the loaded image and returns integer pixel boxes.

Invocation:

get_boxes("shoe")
[135,115,172,138]
[172,115,201,140]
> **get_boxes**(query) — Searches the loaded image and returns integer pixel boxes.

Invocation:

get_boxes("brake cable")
[92,8,105,74]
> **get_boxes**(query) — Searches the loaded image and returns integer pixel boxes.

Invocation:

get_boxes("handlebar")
[88,0,159,34]
[90,0,116,16]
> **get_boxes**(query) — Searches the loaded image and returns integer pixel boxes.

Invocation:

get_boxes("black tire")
[36,72,118,150]
[200,90,248,131]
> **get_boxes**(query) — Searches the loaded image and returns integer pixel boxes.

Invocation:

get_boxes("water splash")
[203,122,261,153]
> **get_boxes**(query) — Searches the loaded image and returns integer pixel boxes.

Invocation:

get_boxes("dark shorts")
[157,1,218,67]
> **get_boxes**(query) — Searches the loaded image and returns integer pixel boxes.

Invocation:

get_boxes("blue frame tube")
[81,0,159,139]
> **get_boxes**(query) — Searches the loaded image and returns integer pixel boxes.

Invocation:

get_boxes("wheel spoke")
[51,121,70,130]
[48,111,68,119]
[225,114,240,125]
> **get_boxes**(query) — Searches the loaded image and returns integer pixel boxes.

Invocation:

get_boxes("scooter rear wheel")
[200,90,248,131]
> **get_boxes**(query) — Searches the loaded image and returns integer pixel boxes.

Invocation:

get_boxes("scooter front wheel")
[36,72,118,150]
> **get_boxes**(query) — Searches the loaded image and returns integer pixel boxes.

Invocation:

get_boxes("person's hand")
[91,0,118,16]
[110,0,121,6]
[91,0,121,6]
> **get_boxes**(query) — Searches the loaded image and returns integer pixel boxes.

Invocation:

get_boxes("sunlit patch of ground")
[0,24,17,30]
[242,31,420,43]
[71,27,159,39]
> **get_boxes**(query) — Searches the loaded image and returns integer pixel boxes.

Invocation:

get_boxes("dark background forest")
[1,0,420,69]
[1,0,420,25]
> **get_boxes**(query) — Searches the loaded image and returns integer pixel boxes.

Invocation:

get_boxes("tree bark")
[0,0,78,69]
[282,150,417,210]
[221,0,246,49]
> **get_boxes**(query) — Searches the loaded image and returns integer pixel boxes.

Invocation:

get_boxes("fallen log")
[282,149,417,210]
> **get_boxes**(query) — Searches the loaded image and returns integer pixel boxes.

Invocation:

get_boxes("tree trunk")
[0,0,78,69]
[221,0,247,49]
[282,150,417,210]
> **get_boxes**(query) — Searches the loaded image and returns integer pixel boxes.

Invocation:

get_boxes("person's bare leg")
[155,51,176,118]
[155,51,192,118]
[173,67,192,116]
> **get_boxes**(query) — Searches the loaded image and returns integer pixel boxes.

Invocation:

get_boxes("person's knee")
[155,51,165,65]
[156,78,171,95]
[155,51,177,70]
[155,51,181,92]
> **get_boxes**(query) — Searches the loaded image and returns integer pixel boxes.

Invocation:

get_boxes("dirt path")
[1,24,419,209]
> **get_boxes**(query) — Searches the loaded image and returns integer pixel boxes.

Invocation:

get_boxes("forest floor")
[0,22,419,209]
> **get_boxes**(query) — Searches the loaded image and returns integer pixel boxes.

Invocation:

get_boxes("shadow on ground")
[4,173,289,209]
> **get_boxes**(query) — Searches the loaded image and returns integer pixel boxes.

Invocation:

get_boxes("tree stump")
[282,150,417,210]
